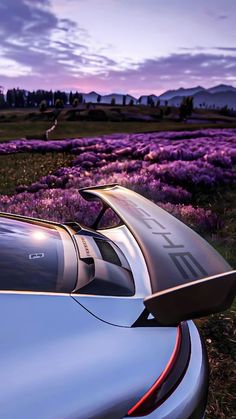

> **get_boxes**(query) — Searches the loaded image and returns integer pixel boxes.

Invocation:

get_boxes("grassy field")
[0,152,75,195]
[0,145,235,418]
[196,188,236,418]
[1,106,236,141]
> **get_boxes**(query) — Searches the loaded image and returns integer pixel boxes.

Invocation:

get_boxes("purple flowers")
[0,128,235,233]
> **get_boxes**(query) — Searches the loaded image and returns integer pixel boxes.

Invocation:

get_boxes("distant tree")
[62,92,68,106]
[156,99,160,108]
[164,106,171,116]
[39,100,48,113]
[129,98,134,106]
[49,90,53,107]
[72,98,78,108]
[69,91,73,105]
[26,90,35,107]
[39,100,47,113]
[14,88,25,107]
[219,105,231,116]
[179,96,193,120]
[97,94,101,104]
[32,91,37,107]
[75,93,82,104]
[165,100,168,107]
[6,89,14,107]
[0,92,5,108]
[54,90,67,106]
[86,102,93,110]
[111,97,116,105]
[122,95,126,106]
[147,96,154,107]
[55,98,64,109]
[39,91,46,107]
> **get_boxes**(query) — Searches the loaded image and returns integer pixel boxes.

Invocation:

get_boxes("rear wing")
[80,184,231,293]
[144,270,236,326]
[80,185,236,323]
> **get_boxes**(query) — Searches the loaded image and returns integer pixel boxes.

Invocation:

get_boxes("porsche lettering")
[122,197,207,279]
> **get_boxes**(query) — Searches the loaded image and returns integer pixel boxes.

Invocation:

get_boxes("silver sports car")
[0,185,235,419]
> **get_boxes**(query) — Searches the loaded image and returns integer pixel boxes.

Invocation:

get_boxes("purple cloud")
[218,15,228,20]
[0,0,117,88]
[0,0,235,94]
[1,51,236,94]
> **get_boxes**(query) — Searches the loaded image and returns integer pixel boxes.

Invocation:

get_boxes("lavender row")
[1,129,236,167]
[0,188,222,234]
[1,128,235,233]
[16,155,235,199]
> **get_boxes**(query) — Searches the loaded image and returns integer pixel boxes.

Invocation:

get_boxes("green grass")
[1,120,236,142]
[0,152,74,195]
[1,106,236,142]
[195,188,236,418]
[197,302,236,419]
[0,121,51,141]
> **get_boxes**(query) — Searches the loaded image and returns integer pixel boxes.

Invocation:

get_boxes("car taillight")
[127,322,190,417]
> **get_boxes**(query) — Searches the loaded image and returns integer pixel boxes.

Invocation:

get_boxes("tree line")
[0,88,196,120]
[0,88,87,109]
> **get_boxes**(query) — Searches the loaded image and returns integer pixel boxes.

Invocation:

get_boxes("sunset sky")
[0,0,236,95]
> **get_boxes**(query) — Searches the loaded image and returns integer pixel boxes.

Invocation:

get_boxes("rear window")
[0,216,77,293]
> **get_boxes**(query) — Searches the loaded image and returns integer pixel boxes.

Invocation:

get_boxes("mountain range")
[81,84,236,109]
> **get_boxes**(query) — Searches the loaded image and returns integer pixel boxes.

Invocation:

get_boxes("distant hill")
[168,90,236,110]
[193,91,236,109]
[207,84,236,94]
[138,94,159,105]
[74,84,236,110]
[101,93,137,105]
[81,92,137,105]
[82,91,99,103]
[159,86,205,101]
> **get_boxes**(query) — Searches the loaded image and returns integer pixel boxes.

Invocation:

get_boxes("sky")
[0,0,236,96]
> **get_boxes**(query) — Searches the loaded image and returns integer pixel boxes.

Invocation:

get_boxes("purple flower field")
[0,128,235,233]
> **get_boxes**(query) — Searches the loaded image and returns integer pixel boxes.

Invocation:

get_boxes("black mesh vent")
[94,239,121,266]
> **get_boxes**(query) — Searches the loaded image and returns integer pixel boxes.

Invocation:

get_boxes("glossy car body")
[0,185,235,419]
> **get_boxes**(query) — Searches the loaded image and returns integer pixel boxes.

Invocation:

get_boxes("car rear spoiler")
[80,185,235,323]
[80,184,232,290]
[144,270,236,325]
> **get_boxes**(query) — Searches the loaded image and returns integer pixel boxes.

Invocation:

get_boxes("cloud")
[70,52,236,95]
[0,0,118,86]
[1,50,236,94]
[0,1,235,94]
[215,47,236,52]
[0,0,57,40]
[218,15,228,20]
[180,46,236,55]
[110,52,236,84]
[205,9,229,21]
